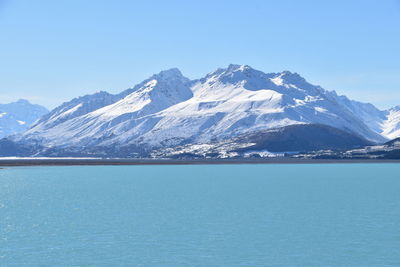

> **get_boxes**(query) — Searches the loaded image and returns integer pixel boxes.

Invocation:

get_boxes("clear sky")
[1,0,399,109]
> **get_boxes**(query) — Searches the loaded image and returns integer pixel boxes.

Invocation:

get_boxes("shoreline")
[1,158,400,167]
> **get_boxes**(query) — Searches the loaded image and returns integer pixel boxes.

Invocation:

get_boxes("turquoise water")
[1,164,400,266]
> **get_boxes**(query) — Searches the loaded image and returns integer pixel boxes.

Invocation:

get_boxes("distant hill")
[0,99,48,138]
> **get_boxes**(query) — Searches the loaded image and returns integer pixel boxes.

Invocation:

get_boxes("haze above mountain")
[2,64,395,158]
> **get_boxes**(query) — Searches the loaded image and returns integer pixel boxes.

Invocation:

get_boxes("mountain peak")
[226,64,252,72]
[206,64,255,78]
[152,68,185,80]
[270,70,320,93]
[15,99,31,105]
[278,70,304,81]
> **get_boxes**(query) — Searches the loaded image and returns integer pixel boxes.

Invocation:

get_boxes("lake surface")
[1,164,400,266]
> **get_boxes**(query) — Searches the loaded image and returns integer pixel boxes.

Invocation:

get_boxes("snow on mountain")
[30,91,123,131]
[16,65,400,154]
[21,68,193,147]
[382,106,400,140]
[136,65,385,145]
[0,99,48,138]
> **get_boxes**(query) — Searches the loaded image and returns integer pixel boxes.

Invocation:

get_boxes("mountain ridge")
[5,64,400,158]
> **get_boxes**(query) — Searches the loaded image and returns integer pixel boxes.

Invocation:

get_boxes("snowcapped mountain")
[11,64,400,157]
[0,99,48,138]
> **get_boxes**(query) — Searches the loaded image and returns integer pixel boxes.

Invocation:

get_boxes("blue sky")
[0,0,399,109]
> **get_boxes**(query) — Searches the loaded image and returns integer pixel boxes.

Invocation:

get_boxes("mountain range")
[0,99,48,139]
[2,64,400,158]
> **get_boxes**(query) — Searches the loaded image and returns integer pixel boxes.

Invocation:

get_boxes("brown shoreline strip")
[0,158,400,167]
